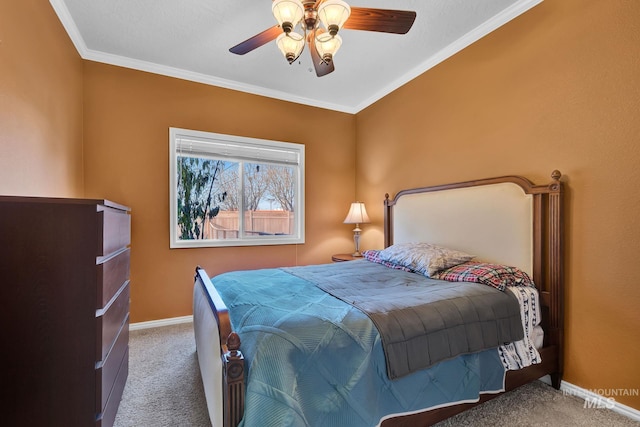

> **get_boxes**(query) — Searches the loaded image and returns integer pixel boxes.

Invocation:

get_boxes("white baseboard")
[539,376,640,422]
[129,315,193,331]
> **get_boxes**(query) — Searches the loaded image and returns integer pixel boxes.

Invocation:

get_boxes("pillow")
[362,249,415,272]
[377,242,475,277]
[432,261,535,291]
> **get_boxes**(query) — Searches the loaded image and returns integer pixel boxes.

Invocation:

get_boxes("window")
[169,128,305,248]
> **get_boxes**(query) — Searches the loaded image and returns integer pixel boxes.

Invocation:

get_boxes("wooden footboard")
[194,267,245,427]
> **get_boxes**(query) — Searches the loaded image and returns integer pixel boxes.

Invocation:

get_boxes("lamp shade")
[315,32,342,62]
[276,32,305,63]
[343,202,370,224]
[318,0,351,35]
[272,0,304,33]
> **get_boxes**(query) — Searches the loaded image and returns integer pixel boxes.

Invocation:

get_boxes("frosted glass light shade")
[276,32,305,63]
[272,0,304,33]
[315,33,342,62]
[317,0,351,35]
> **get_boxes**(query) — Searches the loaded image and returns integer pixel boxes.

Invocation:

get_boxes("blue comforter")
[214,265,506,427]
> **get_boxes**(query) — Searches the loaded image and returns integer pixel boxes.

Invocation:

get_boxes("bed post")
[531,170,564,389]
[384,193,394,248]
[547,170,564,389]
[223,332,245,427]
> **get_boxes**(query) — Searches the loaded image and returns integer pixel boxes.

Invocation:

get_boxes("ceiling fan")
[229,0,417,77]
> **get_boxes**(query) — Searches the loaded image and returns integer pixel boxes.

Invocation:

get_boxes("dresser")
[0,196,131,427]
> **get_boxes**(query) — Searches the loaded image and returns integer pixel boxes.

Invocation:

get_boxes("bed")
[193,171,564,427]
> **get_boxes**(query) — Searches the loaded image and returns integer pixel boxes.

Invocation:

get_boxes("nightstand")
[332,253,360,262]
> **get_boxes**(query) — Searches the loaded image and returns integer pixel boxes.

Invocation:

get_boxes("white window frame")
[169,127,305,248]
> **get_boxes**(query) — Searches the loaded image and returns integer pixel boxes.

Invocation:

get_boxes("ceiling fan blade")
[343,7,416,34]
[308,31,335,77]
[230,25,282,55]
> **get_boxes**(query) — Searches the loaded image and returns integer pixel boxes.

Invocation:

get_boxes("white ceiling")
[50,0,542,114]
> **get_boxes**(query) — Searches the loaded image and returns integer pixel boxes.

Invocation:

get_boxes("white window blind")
[174,135,301,166]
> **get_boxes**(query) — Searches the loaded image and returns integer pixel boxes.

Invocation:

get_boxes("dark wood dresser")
[0,196,131,427]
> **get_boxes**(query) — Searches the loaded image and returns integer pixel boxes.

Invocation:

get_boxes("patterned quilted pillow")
[377,242,475,277]
[362,249,416,272]
[432,261,535,291]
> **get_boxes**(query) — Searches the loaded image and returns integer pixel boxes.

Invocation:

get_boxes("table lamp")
[343,202,370,257]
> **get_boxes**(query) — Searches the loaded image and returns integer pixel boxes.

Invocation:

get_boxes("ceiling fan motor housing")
[303,3,318,30]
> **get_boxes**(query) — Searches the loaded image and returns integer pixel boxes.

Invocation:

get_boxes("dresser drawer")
[96,282,130,361]
[97,248,130,309]
[96,319,129,413]
[96,346,129,427]
[98,206,130,257]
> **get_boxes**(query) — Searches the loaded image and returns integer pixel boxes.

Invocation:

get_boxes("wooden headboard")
[383,171,564,382]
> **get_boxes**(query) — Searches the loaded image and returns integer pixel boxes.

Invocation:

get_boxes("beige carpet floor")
[113,323,638,427]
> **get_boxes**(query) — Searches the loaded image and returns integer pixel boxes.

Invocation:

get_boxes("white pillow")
[378,242,475,277]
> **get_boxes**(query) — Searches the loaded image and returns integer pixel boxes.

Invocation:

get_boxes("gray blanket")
[283,260,523,379]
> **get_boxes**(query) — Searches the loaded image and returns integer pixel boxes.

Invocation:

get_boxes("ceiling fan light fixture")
[276,32,305,63]
[315,33,342,64]
[317,0,351,36]
[272,0,304,34]
[230,1,416,77]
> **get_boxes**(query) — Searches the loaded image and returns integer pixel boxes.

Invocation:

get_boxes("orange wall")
[4,0,639,412]
[0,0,83,197]
[356,0,640,409]
[82,62,356,322]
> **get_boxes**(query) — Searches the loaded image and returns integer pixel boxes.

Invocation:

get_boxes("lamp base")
[351,227,363,258]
